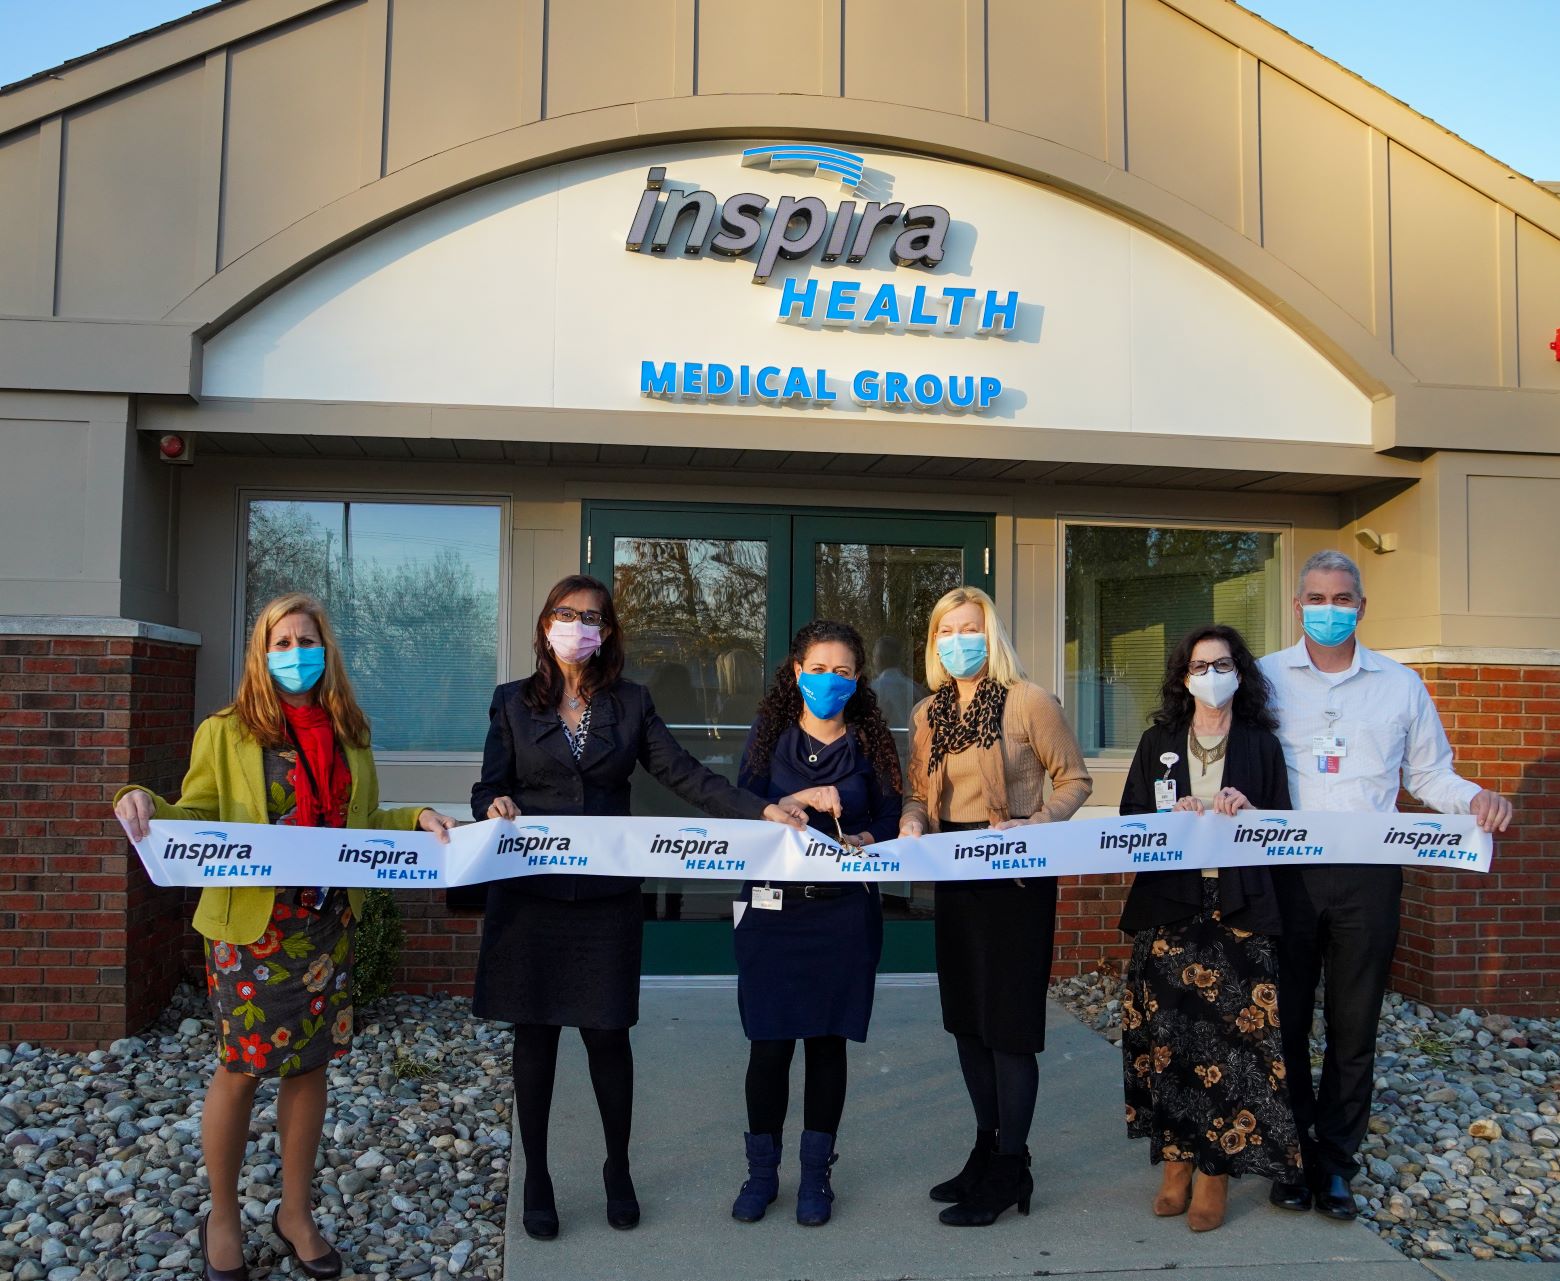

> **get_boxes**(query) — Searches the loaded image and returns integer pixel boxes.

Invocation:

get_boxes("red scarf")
[281,702,349,829]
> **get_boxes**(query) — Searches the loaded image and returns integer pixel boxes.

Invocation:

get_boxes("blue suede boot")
[796,1130,838,1226]
[731,1132,782,1222]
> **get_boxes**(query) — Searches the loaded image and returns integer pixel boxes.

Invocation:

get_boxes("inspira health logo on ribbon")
[649,826,745,873]
[497,824,588,869]
[1382,819,1480,863]
[338,835,437,881]
[161,828,270,879]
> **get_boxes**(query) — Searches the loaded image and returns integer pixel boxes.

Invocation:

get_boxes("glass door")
[584,502,993,973]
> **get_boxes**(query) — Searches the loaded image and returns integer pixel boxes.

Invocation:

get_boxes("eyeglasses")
[549,606,606,627]
[1187,658,1237,675]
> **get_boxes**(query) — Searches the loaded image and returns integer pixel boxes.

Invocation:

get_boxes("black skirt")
[473,884,642,1029]
[935,821,1059,1054]
[734,885,883,1042]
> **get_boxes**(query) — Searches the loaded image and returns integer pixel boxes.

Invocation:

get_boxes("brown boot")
[1153,1161,1193,1216]
[1188,1172,1229,1232]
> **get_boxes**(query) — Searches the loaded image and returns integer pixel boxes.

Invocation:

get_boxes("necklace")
[564,689,583,710]
[801,727,824,764]
[1189,732,1228,776]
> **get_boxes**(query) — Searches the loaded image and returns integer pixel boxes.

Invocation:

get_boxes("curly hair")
[1149,623,1277,733]
[746,619,902,792]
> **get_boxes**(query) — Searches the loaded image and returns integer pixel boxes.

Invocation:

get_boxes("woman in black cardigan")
[1118,624,1301,1233]
[471,575,804,1240]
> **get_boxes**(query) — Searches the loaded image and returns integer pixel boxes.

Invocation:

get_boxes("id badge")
[1153,779,1177,812]
[1312,735,1346,774]
[751,886,783,911]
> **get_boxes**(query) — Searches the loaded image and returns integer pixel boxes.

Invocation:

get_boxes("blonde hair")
[923,585,1027,691]
[227,592,371,750]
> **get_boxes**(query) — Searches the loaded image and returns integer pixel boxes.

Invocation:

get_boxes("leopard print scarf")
[927,678,1007,773]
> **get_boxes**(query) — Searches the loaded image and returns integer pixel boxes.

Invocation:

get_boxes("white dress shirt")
[1258,640,1481,815]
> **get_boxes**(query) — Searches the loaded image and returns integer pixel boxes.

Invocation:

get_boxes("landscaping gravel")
[1051,968,1560,1263]
[0,986,510,1280]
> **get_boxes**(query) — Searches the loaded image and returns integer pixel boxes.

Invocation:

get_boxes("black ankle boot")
[938,1149,1033,1227]
[522,1172,559,1240]
[929,1128,997,1203]
[603,1158,640,1230]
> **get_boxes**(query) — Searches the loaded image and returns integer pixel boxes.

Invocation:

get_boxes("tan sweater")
[901,680,1093,831]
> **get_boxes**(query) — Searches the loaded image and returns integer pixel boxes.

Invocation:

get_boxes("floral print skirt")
[1121,880,1302,1179]
[204,891,355,1078]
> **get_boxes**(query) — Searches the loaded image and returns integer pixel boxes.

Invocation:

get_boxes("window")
[1062,522,1284,758]
[243,498,504,753]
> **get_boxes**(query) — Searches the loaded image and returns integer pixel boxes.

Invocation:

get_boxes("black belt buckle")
[802,885,843,899]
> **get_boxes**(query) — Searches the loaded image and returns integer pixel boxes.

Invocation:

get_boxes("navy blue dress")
[735,722,901,1042]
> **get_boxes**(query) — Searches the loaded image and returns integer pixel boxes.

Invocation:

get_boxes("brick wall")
[0,634,196,1048]
[393,890,480,998]
[1395,662,1560,1015]
[1054,870,1132,977]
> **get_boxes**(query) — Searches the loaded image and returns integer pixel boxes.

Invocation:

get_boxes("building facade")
[1,0,1557,1046]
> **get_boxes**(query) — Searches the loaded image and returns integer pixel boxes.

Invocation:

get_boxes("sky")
[0,1,1556,180]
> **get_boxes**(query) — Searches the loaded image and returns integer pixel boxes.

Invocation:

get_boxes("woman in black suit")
[1118,624,1301,1233]
[471,574,804,1240]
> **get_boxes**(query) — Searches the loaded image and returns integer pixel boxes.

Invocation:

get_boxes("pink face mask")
[548,620,602,663]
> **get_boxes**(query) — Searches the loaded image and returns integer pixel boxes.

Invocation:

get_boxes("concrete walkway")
[504,981,1556,1281]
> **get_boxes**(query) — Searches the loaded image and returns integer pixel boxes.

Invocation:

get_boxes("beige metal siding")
[221,3,380,267]
[56,67,206,319]
[697,0,826,96]
[0,126,42,313]
[543,0,679,118]
[384,0,527,172]
[1257,67,1377,334]
[1516,218,1560,391]
[1388,143,1502,387]
[842,0,973,118]
[1124,0,1243,229]
[987,0,1109,160]
[1467,475,1560,617]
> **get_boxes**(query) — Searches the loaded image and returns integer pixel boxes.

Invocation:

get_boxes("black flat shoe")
[604,1158,640,1230]
[198,1212,251,1281]
[270,1206,343,1279]
[523,1176,560,1240]
[1269,1177,1313,1212]
[1313,1173,1358,1220]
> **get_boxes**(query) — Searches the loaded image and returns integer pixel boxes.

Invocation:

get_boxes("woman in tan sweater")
[899,586,1092,1227]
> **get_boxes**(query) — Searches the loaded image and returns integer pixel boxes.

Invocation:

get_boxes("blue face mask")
[1301,604,1359,648]
[937,633,989,679]
[796,670,857,720]
[268,646,326,694]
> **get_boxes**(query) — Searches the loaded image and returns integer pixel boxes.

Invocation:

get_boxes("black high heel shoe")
[604,1158,641,1230]
[198,1211,251,1281]
[938,1149,1034,1227]
[270,1205,343,1279]
[523,1174,560,1240]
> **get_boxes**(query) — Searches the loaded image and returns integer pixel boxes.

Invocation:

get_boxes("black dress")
[1117,719,1303,1178]
[735,723,900,1042]
[470,677,768,1029]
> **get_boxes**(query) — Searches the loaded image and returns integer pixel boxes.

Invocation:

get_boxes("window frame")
[235,487,511,764]
[1055,514,1292,765]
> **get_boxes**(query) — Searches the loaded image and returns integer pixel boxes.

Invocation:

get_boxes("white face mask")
[1186,668,1240,709]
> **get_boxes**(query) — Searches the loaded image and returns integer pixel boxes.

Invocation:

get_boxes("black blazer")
[471,676,768,901]
[1117,718,1291,934]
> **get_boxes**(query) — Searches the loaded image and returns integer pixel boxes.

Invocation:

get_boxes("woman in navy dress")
[730,620,903,1226]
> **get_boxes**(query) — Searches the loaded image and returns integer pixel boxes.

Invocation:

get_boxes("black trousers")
[1271,865,1401,1182]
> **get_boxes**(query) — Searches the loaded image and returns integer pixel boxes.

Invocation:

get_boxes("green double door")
[583,501,994,973]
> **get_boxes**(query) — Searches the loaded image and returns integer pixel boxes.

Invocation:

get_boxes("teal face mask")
[937,633,989,679]
[1301,604,1359,648]
[268,646,326,694]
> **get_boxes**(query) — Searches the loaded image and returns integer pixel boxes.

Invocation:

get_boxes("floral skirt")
[1121,880,1302,1179]
[204,891,355,1078]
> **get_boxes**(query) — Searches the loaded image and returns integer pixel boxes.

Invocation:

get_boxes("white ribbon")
[128,809,1492,890]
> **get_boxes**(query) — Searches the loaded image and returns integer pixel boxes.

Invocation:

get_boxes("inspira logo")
[741,143,865,192]
[1384,820,1479,862]
[650,826,744,873]
[1234,817,1323,858]
[499,824,587,869]
[163,829,254,865]
[1099,821,1182,865]
[952,834,1046,872]
[340,836,438,881]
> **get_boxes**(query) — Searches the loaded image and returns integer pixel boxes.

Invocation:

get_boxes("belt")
[800,885,854,899]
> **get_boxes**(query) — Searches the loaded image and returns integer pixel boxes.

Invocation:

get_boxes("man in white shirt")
[1258,550,1511,1221]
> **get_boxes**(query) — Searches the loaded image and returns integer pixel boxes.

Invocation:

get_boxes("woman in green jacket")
[115,592,456,1281]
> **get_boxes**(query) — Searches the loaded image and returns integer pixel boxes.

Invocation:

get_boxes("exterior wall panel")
[1388,143,1502,387]
[1123,0,1242,229]
[0,126,42,313]
[1258,68,1376,333]
[1516,217,1560,391]
[220,3,376,268]
[384,0,526,172]
[987,0,1108,159]
[696,0,826,96]
[543,0,678,118]
[842,0,972,118]
[55,68,205,319]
